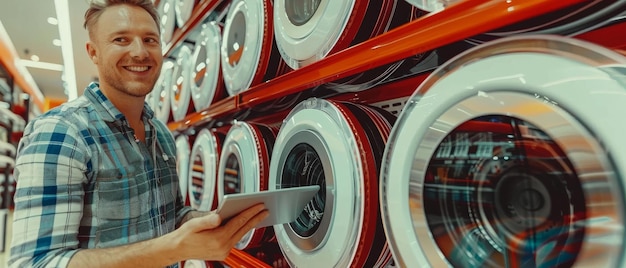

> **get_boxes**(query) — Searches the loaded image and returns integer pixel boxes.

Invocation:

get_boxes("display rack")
[0,36,42,112]
[224,248,272,268]
[160,0,626,266]
[162,0,227,57]
[166,0,591,134]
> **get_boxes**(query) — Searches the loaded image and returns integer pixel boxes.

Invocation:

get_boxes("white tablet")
[217,185,321,228]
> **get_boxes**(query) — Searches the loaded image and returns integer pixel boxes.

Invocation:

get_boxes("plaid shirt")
[9,83,191,267]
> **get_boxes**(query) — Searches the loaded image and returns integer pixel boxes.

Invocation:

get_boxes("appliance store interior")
[1,0,625,267]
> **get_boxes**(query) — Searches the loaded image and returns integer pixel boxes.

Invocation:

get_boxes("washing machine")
[220,0,290,96]
[188,128,224,211]
[380,35,626,267]
[217,121,278,250]
[269,98,396,267]
[175,134,192,206]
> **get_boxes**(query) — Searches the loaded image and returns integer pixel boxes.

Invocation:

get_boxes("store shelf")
[0,34,43,112]
[162,0,226,57]
[160,0,626,266]
[167,0,588,133]
[224,248,272,268]
[577,19,626,51]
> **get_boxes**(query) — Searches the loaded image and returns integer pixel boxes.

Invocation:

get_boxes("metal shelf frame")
[166,0,594,133]
[161,0,626,266]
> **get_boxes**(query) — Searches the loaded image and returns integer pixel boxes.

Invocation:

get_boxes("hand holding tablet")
[217,185,321,228]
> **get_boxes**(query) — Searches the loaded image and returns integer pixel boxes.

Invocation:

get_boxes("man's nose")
[130,38,149,59]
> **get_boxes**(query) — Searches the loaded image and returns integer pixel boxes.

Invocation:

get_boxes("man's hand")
[167,203,269,261]
[66,204,268,267]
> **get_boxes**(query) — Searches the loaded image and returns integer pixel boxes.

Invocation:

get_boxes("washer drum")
[188,128,224,211]
[269,97,396,267]
[175,134,192,206]
[217,121,278,249]
[190,21,226,112]
[151,59,175,124]
[170,45,195,122]
[403,0,460,12]
[220,0,291,96]
[380,35,626,267]
[179,258,217,268]
[175,0,196,28]
[0,140,16,158]
[158,0,177,44]
[274,0,421,70]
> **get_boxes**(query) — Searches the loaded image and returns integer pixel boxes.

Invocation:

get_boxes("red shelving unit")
[161,0,626,266]
[165,0,600,133]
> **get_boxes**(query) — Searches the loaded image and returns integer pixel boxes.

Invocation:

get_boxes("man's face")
[87,4,163,98]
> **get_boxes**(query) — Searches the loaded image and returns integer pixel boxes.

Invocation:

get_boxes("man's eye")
[146,37,160,44]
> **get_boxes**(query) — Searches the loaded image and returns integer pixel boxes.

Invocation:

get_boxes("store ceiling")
[0,0,98,103]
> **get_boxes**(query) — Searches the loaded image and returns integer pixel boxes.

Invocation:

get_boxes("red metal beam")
[168,0,587,133]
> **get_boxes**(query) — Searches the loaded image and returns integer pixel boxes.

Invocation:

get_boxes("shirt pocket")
[94,168,143,247]
[95,171,141,220]
[154,152,179,203]
[165,159,180,201]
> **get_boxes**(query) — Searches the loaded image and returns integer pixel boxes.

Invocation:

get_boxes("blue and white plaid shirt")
[9,83,192,267]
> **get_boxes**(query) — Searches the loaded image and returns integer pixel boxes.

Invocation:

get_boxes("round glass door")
[380,35,626,267]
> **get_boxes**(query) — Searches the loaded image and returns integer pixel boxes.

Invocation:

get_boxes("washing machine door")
[175,0,195,28]
[171,45,194,122]
[190,21,225,111]
[274,0,417,70]
[269,98,395,267]
[152,60,175,123]
[179,259,215,268]
[0,140,16,158]
[158,0,176,44]
[217,121,277,250]
[221,0,289,96]
[176,134,192,206]
[188,128,223,211]
[380,35,626,267]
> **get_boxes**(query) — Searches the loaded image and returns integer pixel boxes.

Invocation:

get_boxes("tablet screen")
[217,185,321,228]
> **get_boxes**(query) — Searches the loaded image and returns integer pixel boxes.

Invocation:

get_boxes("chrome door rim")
[170,45,193,122]
[190,22,222,111]
[188,129,220,211]
[273,0,353,68]
[220,0,264,95]
[380,35,626,267]
[269,98,397,267]
[176,135,191,205]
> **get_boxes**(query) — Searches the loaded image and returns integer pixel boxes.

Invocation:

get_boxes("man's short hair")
[84,0,161,38]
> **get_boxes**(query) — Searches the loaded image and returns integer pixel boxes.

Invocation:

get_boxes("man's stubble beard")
[101,69,160,99]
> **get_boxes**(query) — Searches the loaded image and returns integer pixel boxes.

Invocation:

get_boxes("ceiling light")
[54,0,78,100]
[30,55,40,62]
[19,59,64,72]
[47,17,59,25]
[0,21,45,106]
[52,39,62,46]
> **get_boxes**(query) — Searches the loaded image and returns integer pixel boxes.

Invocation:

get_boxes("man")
[8,0,268,267]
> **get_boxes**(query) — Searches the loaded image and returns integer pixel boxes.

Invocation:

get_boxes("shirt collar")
[83,82,155,122]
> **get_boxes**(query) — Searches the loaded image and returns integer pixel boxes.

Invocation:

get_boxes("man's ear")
[86,41,98,64]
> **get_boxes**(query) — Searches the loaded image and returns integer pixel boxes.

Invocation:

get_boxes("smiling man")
[8,1,268,267]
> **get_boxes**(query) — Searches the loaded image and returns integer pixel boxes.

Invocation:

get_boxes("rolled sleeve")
[9,117,89,268]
